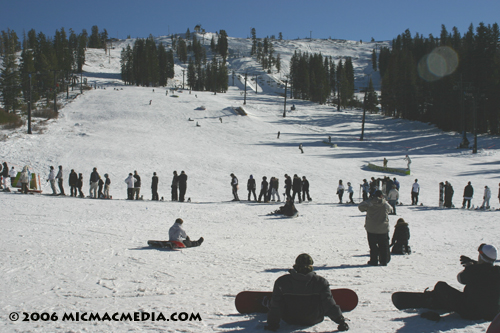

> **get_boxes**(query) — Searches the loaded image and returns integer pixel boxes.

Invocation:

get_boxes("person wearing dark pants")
[171,171,179,201]
[358,190,393,266]
[151,172,159,201]
[178,171,188,202]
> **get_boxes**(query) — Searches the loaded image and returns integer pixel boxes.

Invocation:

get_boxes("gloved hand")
[460,255,476,267]
[338,320,349,331]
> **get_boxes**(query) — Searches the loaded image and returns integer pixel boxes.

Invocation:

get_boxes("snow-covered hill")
[1,34,499,333]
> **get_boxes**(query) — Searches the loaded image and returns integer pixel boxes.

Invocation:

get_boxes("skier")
[387,185,399,215]
[411,179,420,205]
[168,218,204,247]
[383,158,388,168]
[151,172,159,201]
[56,165,65,195]
[19,166,30,194]
[358,190,393,266]
[444,181,454,208]
[171,171,179,201]
[398,244,500,321]
[404,155,411,170]
[124,173,136,200]
[69,169,78,197]
[390,218,411,255]
[104,173,111,198]
[89,167,100,198]
[346,182,354,204]
[462,182,474,209]
[361,179,370,201]
[247,175,257,201]
[480,186,492,210]
[299,144,304,154]
[178,171,188,202]
[292,174,302,203]
[133,170,141,200]
[231,173,240,201]
[47,166,57,195]
[337,180,345,204]
[302,176,312,202]
[265,254,349,332]
[258,176,269,203]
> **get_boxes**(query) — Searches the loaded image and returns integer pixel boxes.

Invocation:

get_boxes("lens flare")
[418,46,459,81]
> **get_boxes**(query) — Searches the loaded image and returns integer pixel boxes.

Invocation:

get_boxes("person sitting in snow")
[270,197,298,217]
[398,243,500,321]
[390,218,411,255]
[265,253,349,331]
[168,218,204,247]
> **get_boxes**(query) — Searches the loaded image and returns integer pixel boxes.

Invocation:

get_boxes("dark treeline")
[0,26,108,112]
[289,51,355,108]
[379,23,500,134]
[120,35,175,86]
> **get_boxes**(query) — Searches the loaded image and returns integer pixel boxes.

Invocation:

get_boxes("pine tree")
[372,49,378,71]
[0,39,21,112]
[251,28,257,55]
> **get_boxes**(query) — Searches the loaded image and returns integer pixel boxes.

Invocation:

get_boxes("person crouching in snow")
[270,197,298,217]
[390,218,411,255]
[265,254,349,332]
[168,218,204,247]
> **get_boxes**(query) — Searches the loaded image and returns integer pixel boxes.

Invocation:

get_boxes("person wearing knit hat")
[400,243,500,321]
[168,218,204,247]
[265,254,349,332]
[390,218,411,255]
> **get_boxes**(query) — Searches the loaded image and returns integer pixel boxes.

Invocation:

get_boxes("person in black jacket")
[409,243,500,321]
[390,218,411,255]
[444,181,454,208]
[258,176,269,203]
[151,172,159,201]
[292,174,302,203]
[284,174,292,200]
[77,173,84,198]
[133,170,141,200]
[171,171,179,201]
[265,254,349,331]
[178,171,188,202]
[302,176,312,201]
[462,181,474,209]
[69,169,78,197]
[247,175,257,201]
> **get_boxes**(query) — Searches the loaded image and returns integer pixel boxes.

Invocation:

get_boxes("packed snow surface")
[1,38,500,332]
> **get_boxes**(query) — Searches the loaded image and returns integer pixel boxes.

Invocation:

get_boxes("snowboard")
[392,291,428,310]
[147,240,186,249]
[235,288,358,314]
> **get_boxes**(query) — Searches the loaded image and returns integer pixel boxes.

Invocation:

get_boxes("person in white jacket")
[9,167,17,187]
[387,185,400,215]
[480,186,492,209]
[168,218,203,247]
[19,166,30,194]
[124,173,136,200]
[47,166,57,195]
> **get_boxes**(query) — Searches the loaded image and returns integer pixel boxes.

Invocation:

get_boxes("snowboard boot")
[197,237,204,246]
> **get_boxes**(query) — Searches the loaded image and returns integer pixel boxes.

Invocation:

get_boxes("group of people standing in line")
[124,170,188,201]
[230,173,312,204]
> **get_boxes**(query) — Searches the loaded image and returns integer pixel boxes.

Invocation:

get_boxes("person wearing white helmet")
[416,243,500,321]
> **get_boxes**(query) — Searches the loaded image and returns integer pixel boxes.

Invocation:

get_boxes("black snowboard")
[392,292,428,310]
